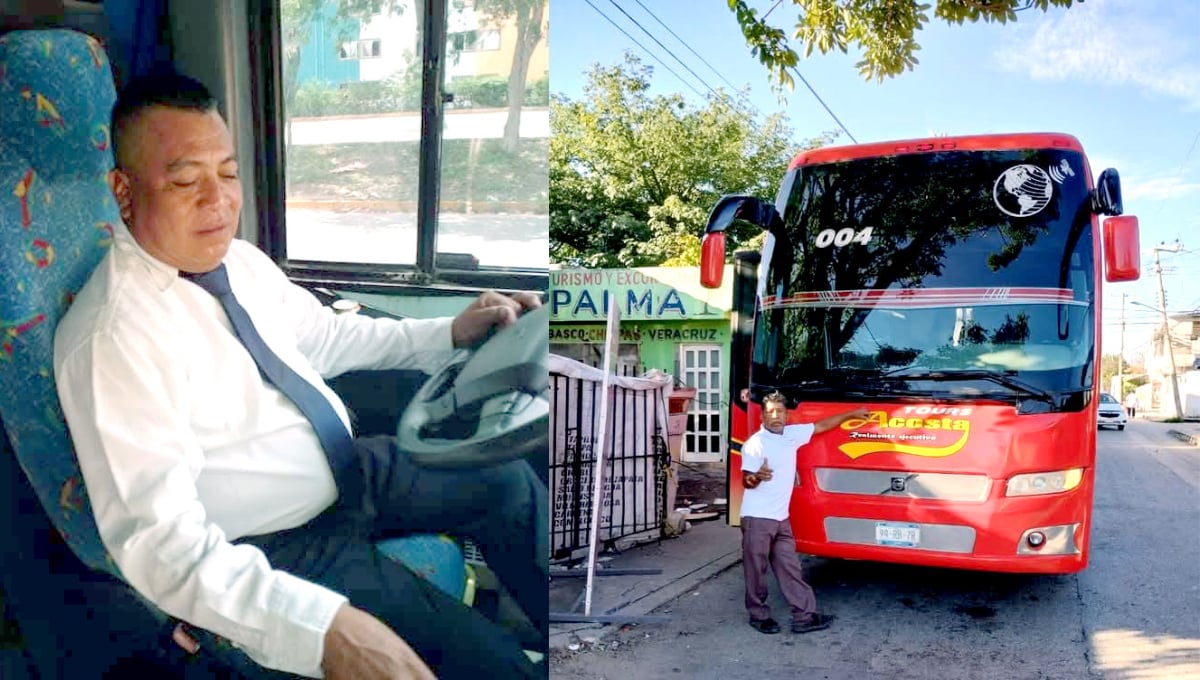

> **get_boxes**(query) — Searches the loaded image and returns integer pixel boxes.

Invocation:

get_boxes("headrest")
[0,29,116,180]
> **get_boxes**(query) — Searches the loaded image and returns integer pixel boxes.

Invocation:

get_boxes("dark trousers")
[239,435,548,679]
[740,516,816,624]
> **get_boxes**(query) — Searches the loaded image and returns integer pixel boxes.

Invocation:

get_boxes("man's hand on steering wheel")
[399,299,549,468]
[451,291,542,349]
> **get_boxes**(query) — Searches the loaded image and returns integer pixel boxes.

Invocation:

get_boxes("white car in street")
[1098,392,1128,431]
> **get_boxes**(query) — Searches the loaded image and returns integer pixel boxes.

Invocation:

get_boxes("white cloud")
[995,0,1200,107]
[1123,176,1200,201]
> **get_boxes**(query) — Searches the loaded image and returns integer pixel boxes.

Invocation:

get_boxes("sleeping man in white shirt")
[53,72,545,680]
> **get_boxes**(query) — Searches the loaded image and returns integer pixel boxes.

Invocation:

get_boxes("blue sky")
[550,0,1200,364]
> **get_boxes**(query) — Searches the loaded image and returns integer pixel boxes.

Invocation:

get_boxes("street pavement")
[289,108,549,145]
[281,109,549,270]
[284,208,548,269]
[549,417,1200,676]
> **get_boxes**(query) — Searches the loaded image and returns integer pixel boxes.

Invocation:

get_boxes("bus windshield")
[753,148,1096,402]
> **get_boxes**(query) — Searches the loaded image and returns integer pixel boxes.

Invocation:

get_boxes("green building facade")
[550,266,733,463]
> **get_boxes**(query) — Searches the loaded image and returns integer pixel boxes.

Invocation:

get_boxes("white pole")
[1152,245,1184,420]
[583,303,620,616]
[1118,293,1125,398]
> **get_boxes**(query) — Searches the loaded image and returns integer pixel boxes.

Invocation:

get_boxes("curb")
[285,199,547,214]
[548,548,743,650]
[289,106,549,123]
[1167,429,1198,446]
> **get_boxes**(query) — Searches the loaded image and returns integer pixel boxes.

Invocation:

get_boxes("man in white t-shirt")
[739,391,867,634]
[1124,392,1139,418]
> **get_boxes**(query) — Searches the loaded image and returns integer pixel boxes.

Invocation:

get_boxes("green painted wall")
[549,266,732,323]
[549,266,732,361]
[549,319,729,393]
[549,268,735,458]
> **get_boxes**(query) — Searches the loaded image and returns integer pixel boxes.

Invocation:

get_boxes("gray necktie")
[181,264,355,470]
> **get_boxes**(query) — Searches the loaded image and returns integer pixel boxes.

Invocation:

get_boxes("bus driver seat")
[0,28,469,678]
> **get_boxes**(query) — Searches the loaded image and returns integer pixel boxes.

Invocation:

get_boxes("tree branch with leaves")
[550,54,831,268]
[728,0,1078,86]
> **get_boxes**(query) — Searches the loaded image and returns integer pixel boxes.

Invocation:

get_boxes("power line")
[605,0,724,100]
[786,63,858,143]
[596,0,858,143]
[630,0,742,93]
[1172,129,1200,180]
[748,1,858,142]
[1151,127,1199,221]
[1102,315,1169,321]
[762,0,786,21]
[580,0,707,100]
[1102,312,1166,322]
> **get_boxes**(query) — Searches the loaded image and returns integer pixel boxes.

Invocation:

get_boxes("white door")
[679,344,724,463]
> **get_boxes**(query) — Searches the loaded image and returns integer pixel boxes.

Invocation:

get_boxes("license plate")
[875,522,920,547]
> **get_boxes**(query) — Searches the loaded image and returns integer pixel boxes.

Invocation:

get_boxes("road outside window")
[280,1,548,270]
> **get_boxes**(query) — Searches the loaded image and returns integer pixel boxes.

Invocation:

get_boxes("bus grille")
[814,468,990,501]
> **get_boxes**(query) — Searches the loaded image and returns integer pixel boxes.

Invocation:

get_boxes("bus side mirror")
[1093,168,1123,216]
[700,195,780,289]
[1103,215,1140,282]
[700,232,726,288]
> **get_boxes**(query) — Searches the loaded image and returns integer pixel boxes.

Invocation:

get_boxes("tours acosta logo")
[836,406,973,460]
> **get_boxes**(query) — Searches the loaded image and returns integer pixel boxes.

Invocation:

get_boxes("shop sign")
[549,325,642,344]
[550,267,729,321]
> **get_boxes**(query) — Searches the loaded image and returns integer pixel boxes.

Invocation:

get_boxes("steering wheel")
[396,304,549,468]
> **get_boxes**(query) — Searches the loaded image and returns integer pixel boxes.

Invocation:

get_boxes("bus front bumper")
[791,490,1092,574]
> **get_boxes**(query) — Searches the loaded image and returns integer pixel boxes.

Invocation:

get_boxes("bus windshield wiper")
[767,379,854,392]
[876,368,1056,404]
[766,378,926,399]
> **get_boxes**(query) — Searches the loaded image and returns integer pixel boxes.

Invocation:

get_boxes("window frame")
[449,29,477,52]
[476,29,500,51]
[449,28,500,52]
[247,0,547,295]
[359,38,382,58]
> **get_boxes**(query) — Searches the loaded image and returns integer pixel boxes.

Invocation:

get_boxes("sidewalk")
[1140,411,1200,446]
[548,466,742,650]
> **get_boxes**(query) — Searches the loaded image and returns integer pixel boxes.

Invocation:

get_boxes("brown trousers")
[741,516,817,623]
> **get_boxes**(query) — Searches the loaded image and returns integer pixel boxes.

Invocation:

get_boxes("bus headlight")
[1005,468,1083,497]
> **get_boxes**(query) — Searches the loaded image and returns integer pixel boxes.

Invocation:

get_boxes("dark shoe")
[748,617,781,634]
[791,613,835,634]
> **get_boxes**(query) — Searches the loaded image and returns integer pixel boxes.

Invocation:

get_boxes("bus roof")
[789,132,1086,169]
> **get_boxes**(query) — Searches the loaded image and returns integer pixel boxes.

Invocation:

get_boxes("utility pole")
[1152,243,1183,420]
[1118,293,1125,397]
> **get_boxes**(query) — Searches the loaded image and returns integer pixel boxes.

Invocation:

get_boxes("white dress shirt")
[739,424,815,521]
[54,223,457,678]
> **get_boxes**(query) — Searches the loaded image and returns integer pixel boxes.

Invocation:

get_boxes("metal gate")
[549,370,670,561]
